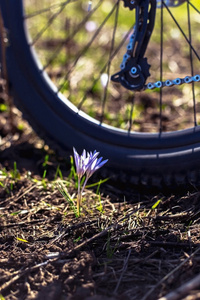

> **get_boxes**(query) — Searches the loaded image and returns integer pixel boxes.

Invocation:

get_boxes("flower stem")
[77,177,88,216]
[81,176,88,197]
[77,177,81,216]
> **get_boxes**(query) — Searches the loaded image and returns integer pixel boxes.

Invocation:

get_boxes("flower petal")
[73,148,108,180]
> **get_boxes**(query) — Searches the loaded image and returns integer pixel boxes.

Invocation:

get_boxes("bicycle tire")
[1,0,200,188]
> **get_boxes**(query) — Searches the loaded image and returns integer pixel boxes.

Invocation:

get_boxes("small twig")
[159,273,200,300]
[143,250,159,261]
[152,212,190,221]
[0,134,13,149]
[0,216,58,229]
[148,241,198,249]
[141,246,200,300]
[114,249,132,294]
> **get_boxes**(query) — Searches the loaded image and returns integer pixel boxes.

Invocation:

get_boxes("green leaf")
[151,199,161,210]
[16,237,29,243]
[0,103,8,112]
[86,177,109,189]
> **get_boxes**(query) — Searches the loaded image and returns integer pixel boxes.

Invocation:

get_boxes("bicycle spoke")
[30,0,73,45]
[159,0,164,133]
[24,0,78,19]
[187,0,197,127]
[58,1,118,92]
[163,1,200,61]
[100,0,120,124]
[188,1,200,14]
[77,25,134,111]
[42,0,103,71]
[128,95,135,133]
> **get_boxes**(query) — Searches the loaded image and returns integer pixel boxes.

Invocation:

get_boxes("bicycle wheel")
[0,0,200,187]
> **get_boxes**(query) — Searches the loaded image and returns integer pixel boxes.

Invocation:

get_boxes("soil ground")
[1,79,200,300]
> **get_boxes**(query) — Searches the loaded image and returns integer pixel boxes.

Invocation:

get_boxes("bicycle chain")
[116,27,200,91]
[145,75,200,91]
[120,32,134,70]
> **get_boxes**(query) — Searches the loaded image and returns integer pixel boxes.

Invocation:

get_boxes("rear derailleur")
[111,0,156,91]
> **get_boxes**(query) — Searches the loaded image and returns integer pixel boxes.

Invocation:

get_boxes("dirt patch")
[1,173,200,300]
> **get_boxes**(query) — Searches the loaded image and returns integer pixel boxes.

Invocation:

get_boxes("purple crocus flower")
[73,148,108,216]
